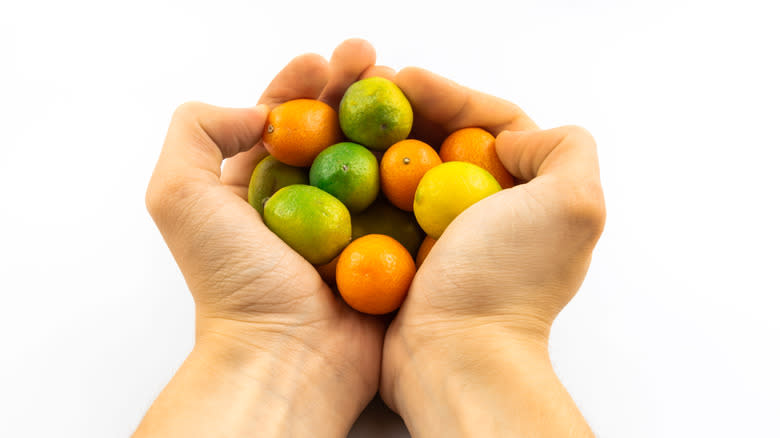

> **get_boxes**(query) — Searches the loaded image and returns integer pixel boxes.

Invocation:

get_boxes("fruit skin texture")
[351,198,424,256]
[263,185,351,265]
[336,234,416,315]
[339,77,413,150]
[262,99,342,167]
[247,155,308,217]
[380,139,442,211]
[309,142,380,214]
[415,235,436,268]
[439,127,515,189]
[413,161,502,239]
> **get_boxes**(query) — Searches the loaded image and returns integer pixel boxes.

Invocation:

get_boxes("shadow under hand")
[348,394,409,438]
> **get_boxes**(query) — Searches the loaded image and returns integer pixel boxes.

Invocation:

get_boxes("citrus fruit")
[247,155,308,217]
[380,139,442,211]
[336,234,416,315]
[339,77,413,150]
[351,198,424,256]
[439,127,515,189]
[309,142,379,214]
[415,235,436,268]
[263,99,342,167]
[263,185,351,265]
[413,161,502,238]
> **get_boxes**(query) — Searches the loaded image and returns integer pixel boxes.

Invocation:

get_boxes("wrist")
[385,321,592,437]
[135,317,373,438]
[195,318,372,436]
[386,322,549,406]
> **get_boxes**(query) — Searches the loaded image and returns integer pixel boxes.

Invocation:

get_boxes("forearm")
[133,328,361,438]
[390,330,593,437]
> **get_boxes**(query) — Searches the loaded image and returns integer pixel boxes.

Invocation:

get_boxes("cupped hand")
[379,67,605,435]
[142,39,395,436]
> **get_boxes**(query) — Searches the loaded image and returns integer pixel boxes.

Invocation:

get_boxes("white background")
[2,1,779,437]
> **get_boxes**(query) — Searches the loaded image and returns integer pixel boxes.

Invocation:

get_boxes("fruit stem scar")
[342,164,349,172]
[403,157,411,165]
[267,125,274,133]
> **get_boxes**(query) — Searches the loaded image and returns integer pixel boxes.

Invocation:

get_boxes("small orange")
[336,234,416,315]
[439,127,514,189]
[415,235,436,268]
[380,139,442,211]
[263,99,342,167]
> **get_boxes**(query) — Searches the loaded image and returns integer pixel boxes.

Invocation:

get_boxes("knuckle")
[553,125,604,239]
[171,101,206,124]
[145,176,170,220]
[144,180,158,218]
[145,173,198,221]
[560,182,607,239]
[561,125,595,144]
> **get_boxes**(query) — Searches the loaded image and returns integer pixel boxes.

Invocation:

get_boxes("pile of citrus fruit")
[248,77,513,315]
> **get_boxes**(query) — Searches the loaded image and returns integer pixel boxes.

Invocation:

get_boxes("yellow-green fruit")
[263,185,351,265]
[248,155,308,217]
[351,198,425,256]
[413,162,502,238]
[339,77,413,150]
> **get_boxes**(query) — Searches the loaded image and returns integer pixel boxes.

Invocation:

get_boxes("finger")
[359,65,396,80]
[259,53,330,106]
[147,102,268,218]
[319,38,377,108]
[394,67,538,136]
[495,125,598,182]
[221,53,330,191]
[495,126,605,234]
[159,102,268,179]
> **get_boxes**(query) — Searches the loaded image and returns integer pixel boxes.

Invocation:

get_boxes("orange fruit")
[380,139,442,211]
[415,235,436,268]
[336,234,416,315]
[439,127,514,189]
[263,99,342,167]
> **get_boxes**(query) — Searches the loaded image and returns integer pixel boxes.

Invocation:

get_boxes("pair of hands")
[137,39,605,437]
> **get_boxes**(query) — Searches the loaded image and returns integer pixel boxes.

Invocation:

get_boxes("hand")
[136,39,395,438]
[380,68,605,436]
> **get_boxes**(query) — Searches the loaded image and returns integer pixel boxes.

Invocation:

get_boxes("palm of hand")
[148,41,396,415]
[388,67,552,322]
[376,68,605,412]
[150,40,605,428]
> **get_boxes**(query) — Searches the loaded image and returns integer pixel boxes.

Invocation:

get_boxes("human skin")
[380,67,605,437]
[136,38,604,437]
[135,39,395,438]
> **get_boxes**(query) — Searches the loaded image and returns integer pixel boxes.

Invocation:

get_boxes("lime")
[247,155,308,217]
[263,185,351,264]
[339,77,413,150]
[351,198,425,256]
[413,162,502,238]
[310,142,379,214]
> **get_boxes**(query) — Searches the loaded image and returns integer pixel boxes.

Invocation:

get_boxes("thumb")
[146,102,268,220]
[157,101,268,181]
[495,125,606,240]
[495,125,599,185]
